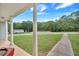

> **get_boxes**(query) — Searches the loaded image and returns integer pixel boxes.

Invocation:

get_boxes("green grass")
[11,34,62,56]
[38,34,62,55]
[68,34,79,56]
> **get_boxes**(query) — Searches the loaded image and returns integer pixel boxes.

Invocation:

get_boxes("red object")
[5,48,14,56]
[0,48,14,56]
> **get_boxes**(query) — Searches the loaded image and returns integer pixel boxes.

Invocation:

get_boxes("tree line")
[8,10,79,32]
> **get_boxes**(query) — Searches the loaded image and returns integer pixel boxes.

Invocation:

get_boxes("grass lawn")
[12,34,62,56]
[68,34,79,56]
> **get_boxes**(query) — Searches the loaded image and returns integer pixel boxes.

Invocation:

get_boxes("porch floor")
[0,40,31,56]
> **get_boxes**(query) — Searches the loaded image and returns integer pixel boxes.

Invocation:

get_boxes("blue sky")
[13,3,79,22]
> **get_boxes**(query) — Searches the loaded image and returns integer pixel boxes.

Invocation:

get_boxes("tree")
[22,21,33,32]
[13,10,79,32]
[13,22,22,29]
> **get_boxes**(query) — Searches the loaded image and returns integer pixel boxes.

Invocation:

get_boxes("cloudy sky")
[13,3,79,22]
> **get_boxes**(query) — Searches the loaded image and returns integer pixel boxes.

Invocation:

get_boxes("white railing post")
[10,17,14,47]
[32,3,38,56]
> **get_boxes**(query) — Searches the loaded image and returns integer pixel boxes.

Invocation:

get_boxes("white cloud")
[30,7,33,11]
[37,12,49,15]
[63,12,72,15]
[37,4,46,15]
[30,4,46,12]
[37,12,45,15]
[37,12,44,15]
[30,4,47,15]
[39,4,46,12]
[56,3,74,9]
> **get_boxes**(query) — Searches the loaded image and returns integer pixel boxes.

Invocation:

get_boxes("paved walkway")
[0,40,31,56]
[47,33,74,56]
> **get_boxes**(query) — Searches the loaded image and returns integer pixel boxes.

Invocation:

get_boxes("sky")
[13,3,79,23]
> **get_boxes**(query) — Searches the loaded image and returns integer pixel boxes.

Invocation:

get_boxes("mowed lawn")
[13,34,62,56]
[68,34,79,56]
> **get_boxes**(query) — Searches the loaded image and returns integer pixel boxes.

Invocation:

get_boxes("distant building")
[13,29,24,33]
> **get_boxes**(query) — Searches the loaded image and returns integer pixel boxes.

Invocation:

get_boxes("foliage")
[8,10,79,32]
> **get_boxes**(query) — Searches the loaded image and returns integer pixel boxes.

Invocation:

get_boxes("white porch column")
[10,18,14,46]
[5,20,8,40]
[32,3,38,56]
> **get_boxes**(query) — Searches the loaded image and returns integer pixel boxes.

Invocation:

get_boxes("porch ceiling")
[0,3,33,21]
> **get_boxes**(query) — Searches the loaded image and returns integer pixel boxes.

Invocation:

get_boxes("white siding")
[0,21,8,40]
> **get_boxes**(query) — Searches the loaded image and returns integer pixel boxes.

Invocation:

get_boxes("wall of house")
[0,21,8,41]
